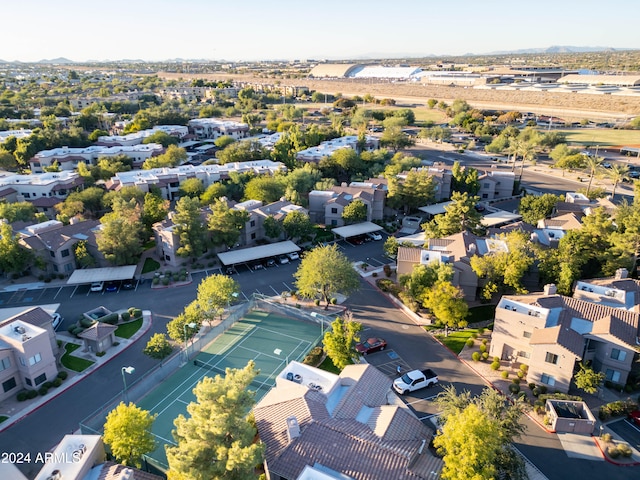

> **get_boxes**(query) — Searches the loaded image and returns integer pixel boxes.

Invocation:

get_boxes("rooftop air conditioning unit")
[46,469,62,480]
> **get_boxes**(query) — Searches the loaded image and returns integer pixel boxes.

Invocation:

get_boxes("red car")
[629,410,640,427]
[355,337,387,355]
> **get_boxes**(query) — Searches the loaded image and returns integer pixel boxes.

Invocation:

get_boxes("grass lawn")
[61,343,94,372]
[561,128,640,148]
[435,328,482,355]
[115,318,143,339]
[0,416,8,424]
[318,356,341,375]
[413,108,447,125]
[141,257,161,274]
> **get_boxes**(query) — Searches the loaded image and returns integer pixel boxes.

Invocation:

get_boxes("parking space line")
[53,286,64,299]
[269,285,280,296]
[70,285,79,298]
[241,291,250,301]
[282,282,293,292]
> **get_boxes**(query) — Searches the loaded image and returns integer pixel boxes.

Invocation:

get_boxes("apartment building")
[0,308,59,402]
[0,171,83,203]
[490,269,639,393]
[187,118,249,141]
[477,170,516,200]
[396,165,453,202]
[98,125,189,147]
[234,199,308,246]
[29,143,164,172]
[295,135,379,163]
[308,181,387,226]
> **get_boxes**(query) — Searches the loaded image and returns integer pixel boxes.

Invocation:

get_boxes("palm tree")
[508,139,523,172]
[518,142,538,178]
[584,155,604,197]
[608,164,629,199]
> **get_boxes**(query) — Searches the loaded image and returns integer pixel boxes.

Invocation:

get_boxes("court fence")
[78,294,332,437]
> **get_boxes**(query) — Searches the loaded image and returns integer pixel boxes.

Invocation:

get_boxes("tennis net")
[193,359,275,391]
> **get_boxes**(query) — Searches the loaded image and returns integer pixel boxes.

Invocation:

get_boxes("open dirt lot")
[157,72,640,122]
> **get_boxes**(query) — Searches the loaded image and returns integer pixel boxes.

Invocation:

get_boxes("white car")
[51,313,63,331]
[287,252,300,261]
[367,232,382,241]
[90,281,104,292]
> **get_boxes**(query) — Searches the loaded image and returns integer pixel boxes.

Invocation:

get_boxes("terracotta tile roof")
[254,364,439,480]
[530,325,585,357]
[591,315,639,347]
[29,196,62,207]
[540,213,582,230]
[78,322,117,341]
[0,187,17,197]
[397,246,422,263]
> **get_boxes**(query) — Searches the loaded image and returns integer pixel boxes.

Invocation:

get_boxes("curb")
[0,315,153,433]
[592,435,640,467]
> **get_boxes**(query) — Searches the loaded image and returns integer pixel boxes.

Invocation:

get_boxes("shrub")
[528,382,536,390]
[479,344,487,353]
[17,391,28,402]
[491,361,500,370]
[372,272,378,277]
[383,264,392,277]
[52,378,62,387]
[67,324,77,333]
[43,381,53,389]
[532,387,541,397]
[120,311,130,322]
[162,277,170,286]
[508,383,521,394]
[303,346,323,366]
[607,446,621,459]
[617,444,633,458]
[376,278,401,295]
[57,371,68,380]
[112,341,119,347]
[398,292,420,312]
[539,385,548,394]
[314,299,320,306]
[71,326,85,337]
[477,327,485,335]
[601,433,612,443]
[472,352,481,362]
[96,351,106,357]
[152,278,159,285]
[482,352,489,360]
[80,317,95,328]
[38,386,48,396]
[493,357,500,363]
[501,370,509,379]
[102,313,119,325]
[131,308,142,318]
[471,332,478,339]
[481,338,488,345]
[466,339,474,348]
[520,364,529,373]
[517,370,525,379]
[330,298,337,305]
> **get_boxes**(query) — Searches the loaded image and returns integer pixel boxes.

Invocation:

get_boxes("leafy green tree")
[179,178,204,198]
[263,216,283,239]
[0,201,36,222]
[56,186,105,221]
[383,236,399,259]
[200,182,227,206]
[194,274,240,323]
[434,386,527,480]
[0,223,34,276]
[167,309,201,344]
[214,135,236,149]
[96,198,144,265]
[142,145,187,169]
[451,161,480,195]
[271,128,303,170]
[142,130,179,147]
[380,126,414,152]
[216,140,269,164]
[208,198,249,248]
[519,193,561,224]
[294,244,360,309]
[0,150,18,170]
[427,98,438,109]
[399,262,454,300]
[103,402,156,468]
[575,363,605,394]
[143,333,173,364]
[73,239,96,268]
[142,192,170,232]
[341,199,367,224]
[387,169,436,214]
[173,197,207,259]
[422,191,483,237]
[243,175,285,204]
[166,362,264,480]
[550,144,583,176]
[421,280,468,331]
[282,210,313,241]
[323,313,363,369]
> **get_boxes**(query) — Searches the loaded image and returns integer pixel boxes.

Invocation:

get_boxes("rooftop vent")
[544,284,557,295]
[286,416,300,442]
[46,470,62,480]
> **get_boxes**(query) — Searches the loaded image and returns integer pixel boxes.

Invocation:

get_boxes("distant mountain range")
[0,46,634,64]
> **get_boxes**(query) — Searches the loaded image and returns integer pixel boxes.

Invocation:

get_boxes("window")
[541,374,555,386]
[49,250,55,258]
[250,220,256,227]
[250,233,256,240]
[0,357,10,372]
[523,331,532,338]
[2,377,16,393]
[53,265,59,272]
[483,183,490,188]
[545,352,559,364]
[611,348,626,362]
[519,351,531,359]
[605,369,621,383]
[28,353,42,366]
[34,373,46,386]
[331,208,338,214]
[19,357,25,367]
[25,377,32,386]
[61,249,70,257]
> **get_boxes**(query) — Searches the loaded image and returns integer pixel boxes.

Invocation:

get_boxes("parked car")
[121,279,135,290]
[366,232,382,241]
[90,281,104,292]
[104,281,119,292]
[51,313,62,331]
[355,337,387,355]
[225,266,236,275]
[251,262,264,271]
[629,410,640,427]
[351,236,365,245]
[264,258,276,267]
[287,252,300,261]
[278,255,290,264]
[393,369,439,395]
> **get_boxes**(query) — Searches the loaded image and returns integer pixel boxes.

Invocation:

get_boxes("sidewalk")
[0,311,153,433]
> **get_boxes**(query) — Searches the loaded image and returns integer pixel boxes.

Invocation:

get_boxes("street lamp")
[183,322,197,361]
[121,366,135,403]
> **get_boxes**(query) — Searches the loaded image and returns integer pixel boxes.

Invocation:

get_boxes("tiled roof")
[1,307,52,329]
[591,315,639,347]
[540,212,582,230]
[530,325,585,357]
[397,246,422,263]
[0,187,17,197]
[78,322,117,341]
[29,196,62,207]
[254,364,439,480]
[25,220,100,252]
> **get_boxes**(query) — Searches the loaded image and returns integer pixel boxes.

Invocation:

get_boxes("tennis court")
[138,309,323,471]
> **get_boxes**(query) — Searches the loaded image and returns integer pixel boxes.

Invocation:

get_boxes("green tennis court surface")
[138,310,322,471]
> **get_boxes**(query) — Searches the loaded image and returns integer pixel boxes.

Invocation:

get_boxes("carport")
[331,221,383,240]
[480,211,522,228]
[66,266,137,285]
[217,240,300,267]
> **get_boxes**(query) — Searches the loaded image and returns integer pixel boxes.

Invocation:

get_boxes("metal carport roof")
[66,266,137,285]
[217,241,300,266]
[331,222,383,239]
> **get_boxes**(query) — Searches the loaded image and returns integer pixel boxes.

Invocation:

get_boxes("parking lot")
[606,417,640,452]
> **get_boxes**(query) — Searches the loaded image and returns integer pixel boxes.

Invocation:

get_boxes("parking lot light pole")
[121,366,135,403]
[183,322,197,361]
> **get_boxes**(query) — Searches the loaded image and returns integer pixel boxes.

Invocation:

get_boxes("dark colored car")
[225,266,236,275]
[121,279,135,290]
[264,258,276,267]
[351,236,365,245]
[104,281,119,292]
[629,410,640,427]
[355,337,387,355]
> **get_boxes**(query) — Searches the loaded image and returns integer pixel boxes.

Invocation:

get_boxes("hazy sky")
[3,0,639,62]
